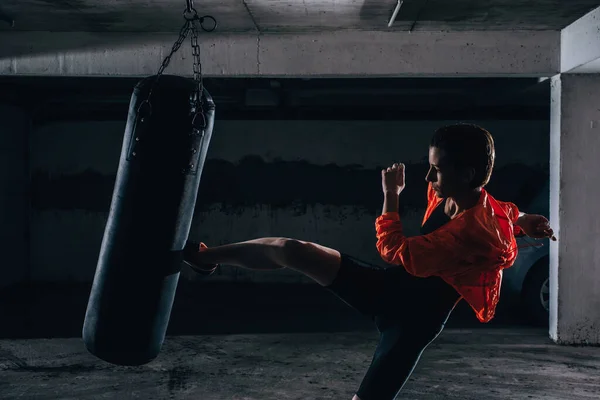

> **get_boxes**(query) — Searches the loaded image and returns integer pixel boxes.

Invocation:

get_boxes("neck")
[447,188,482,218]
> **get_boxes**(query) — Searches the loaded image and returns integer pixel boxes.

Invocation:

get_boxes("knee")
[278,238,309,259]
[277,238,326,267]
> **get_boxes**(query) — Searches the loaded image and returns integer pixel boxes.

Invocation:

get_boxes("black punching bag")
[82,75,215,366]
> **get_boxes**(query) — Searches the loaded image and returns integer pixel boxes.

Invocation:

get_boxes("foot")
[183,241,219,276]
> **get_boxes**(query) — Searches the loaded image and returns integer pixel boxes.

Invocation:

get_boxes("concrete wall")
[0,105,29,288]
[29,119,550,285]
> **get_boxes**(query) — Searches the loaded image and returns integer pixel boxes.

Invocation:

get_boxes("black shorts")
[325,253,461,332]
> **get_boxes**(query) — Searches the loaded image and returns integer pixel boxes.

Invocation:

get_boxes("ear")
[461,167,476,184]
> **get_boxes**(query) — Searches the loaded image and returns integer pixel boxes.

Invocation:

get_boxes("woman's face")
[425,146,473,198]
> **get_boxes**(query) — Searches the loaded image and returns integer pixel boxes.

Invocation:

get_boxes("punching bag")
[82,75,215,366]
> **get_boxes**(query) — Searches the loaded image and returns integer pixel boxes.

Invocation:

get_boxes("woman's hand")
[381,163,406,195]
[517,214,557,241]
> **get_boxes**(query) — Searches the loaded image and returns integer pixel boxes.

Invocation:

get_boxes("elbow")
[377,248,431,277]
[377,246,404,266]
[376,239,404,266]
[378,251,398,266]
[376,234,409,266]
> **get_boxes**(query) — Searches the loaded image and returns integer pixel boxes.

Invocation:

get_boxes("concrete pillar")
[549,74,600,345]
[0,105,29,288]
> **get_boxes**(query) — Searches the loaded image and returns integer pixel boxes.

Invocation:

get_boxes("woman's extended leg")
[184,237,342,287]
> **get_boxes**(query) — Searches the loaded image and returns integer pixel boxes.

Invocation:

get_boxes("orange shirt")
[375,183,522,323]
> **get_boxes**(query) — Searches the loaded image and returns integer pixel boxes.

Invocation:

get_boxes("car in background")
[502,180,550,326]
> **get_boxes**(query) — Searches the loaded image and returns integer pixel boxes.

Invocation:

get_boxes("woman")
[184,123,555,400]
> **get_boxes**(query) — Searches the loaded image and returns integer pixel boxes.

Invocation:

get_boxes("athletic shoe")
[183,241,219,276]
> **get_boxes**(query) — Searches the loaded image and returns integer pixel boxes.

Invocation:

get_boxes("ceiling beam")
[0,30,559,78]
[561,6,600,74]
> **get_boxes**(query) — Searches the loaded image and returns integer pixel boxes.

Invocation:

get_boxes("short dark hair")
[430,123,495,188]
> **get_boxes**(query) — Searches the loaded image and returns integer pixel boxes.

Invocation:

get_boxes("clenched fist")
[382,163,405,195]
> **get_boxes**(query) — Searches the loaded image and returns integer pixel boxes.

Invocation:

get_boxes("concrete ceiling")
[0,0,599,33]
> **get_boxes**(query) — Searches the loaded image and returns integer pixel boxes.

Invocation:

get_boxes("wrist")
[382,191,400,215]
[515,212,526,227]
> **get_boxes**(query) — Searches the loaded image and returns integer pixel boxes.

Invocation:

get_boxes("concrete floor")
[1,282,599,399]
[1,329,600,400]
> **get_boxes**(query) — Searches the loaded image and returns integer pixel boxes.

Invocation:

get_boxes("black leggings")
[325,254,461,400]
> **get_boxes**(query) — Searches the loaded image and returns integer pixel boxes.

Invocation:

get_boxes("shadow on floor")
[0,281,543,339]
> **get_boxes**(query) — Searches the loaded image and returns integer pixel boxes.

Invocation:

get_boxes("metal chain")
[143,3,217,117]
[144,19,192,110]
[159,20,192,78]
[190,19,203,114]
